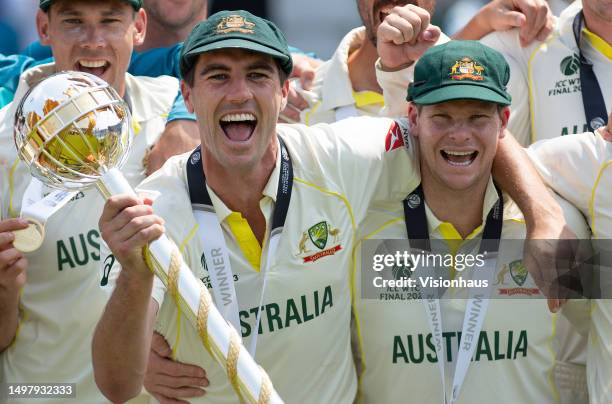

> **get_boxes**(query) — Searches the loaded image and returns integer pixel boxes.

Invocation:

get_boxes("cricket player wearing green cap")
[352,40,591,404]
[0,0,188,402]
[91,8,582,403]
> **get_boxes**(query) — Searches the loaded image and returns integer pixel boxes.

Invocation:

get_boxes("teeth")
[220,113,256,122]
[79,60,107,68]
[447,160,472,167]
[444,150,474,156]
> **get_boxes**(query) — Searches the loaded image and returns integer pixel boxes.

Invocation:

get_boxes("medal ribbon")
[20,178,77,227]
[403,184,503,404]
[187,137,293,357]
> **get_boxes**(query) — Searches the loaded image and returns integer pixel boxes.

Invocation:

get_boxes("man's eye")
[208,74,228,81]
[102,18,121,24]
[63,19,82,24]
[249,72,267,79]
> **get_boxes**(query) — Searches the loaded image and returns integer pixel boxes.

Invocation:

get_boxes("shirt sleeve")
[128,44,183,78]
[321,116,420,224]
[527,133,599,217]
[167,91,196,123]
[481,29,533,146]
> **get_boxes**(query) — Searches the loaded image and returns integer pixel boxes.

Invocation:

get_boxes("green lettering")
[494,331,505,360]
[425,333,437,363]
[87,230,100,261]
[249,307,264,335]
[514,330,528,359]
[507,330,514,358]
[70,234,88,266]
[266,303,283,332]
[561,127,569,136]
[240,310,251,338]
[393,336,409,364]
[475,331,493,361]
[442,332,455,362]
[407,334,424,364]
[321,285,333,313]
[57,240,75,271]
[285,299,302,327]
[301,294,314,321]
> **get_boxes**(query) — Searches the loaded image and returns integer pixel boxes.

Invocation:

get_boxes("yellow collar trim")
[582,27,612,60]
[352,90,385,108]
[226,212,262,271]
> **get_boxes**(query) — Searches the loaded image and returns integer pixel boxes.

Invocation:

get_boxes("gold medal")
[13,219,45,253]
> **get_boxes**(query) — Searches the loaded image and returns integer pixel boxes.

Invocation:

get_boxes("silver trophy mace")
[13,71,282,404]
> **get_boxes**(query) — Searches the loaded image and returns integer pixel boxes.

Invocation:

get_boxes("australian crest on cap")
[216,15,256,34]
[450,57,485,81]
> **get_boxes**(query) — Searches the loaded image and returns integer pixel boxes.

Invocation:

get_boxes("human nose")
[447,120,473,143]
[226,76,252,104]
[79,24,107,49]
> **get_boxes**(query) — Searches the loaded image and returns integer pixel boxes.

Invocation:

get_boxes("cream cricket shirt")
[528,131,612,404]
[298,27,449,125]
[102,117,419,403]
[0,64,177,403]
[481,2,612,145]
[353,180,591,404]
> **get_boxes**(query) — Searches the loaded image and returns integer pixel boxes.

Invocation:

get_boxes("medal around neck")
[13,71,282,404]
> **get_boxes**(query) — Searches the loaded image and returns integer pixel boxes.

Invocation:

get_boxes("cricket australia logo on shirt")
[296,221,342,263]
[495,260,540,296]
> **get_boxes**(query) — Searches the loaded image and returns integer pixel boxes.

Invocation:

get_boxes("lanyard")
[403,184,503,404]
[20,178,77,228]
[186,137,293,357]
[572,11,608,132]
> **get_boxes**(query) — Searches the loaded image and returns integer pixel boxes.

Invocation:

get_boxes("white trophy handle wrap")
[98,168,283,404]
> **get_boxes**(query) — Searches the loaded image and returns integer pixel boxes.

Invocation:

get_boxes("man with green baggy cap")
[94,9,379,403]
[92,9,582,403]
[0,0,203,403]
[352,40,590,403]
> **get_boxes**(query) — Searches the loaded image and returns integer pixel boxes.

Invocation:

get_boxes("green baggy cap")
[407,40,512,106]
[40,0,143,11]
[180,10,293,79]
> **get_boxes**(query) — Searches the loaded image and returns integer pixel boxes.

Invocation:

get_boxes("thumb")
[300,69,315,91]
[420,25,441,42]
[151,331,172,357]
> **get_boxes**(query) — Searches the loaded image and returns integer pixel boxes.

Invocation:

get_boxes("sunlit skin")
[583,0,612,44]
[141,0,207,49]
[408,99,510,236]
[356,0,435,44]
[144,0,207,29]
[36,0,146,98]
[182,49,289,173]
[181,49,289,237]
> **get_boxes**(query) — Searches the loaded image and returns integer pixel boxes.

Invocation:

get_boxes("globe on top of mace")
[14,71,132,192]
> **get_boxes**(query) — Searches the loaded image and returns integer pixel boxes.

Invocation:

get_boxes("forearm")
[0,290,20,352]
[493,133,563,231]
[92,269,157,403]
[453,10,491,40]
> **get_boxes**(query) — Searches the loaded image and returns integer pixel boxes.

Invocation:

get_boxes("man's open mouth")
[440,150,478,166]
[220,113,257,142]
[77,59,109,77]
